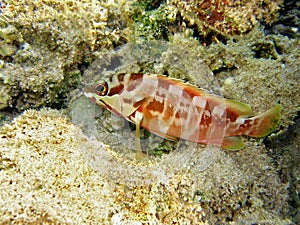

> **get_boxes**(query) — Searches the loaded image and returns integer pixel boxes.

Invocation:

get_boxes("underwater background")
[0,0,299,224]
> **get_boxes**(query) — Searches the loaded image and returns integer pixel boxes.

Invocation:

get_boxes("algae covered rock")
[171,0,283,36]
[0,0,127,111]
[126,0,284,41]
[0,109,116,224]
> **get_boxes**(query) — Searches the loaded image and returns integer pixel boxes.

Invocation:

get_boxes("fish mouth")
[83,86,94,97]
[83,86,100,105]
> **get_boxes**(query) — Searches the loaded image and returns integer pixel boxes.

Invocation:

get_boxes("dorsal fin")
[156,75,252,117]
[156,75,208,96]
[223,99,252,117]
[201,95,252,118]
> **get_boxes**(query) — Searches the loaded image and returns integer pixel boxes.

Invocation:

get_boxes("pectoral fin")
[135,119,144,159]
[134,111,144,160]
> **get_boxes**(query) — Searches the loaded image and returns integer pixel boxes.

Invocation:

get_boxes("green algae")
[131,1,177,40]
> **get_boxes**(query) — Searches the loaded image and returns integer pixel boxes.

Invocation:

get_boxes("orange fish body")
[84,73,280,150]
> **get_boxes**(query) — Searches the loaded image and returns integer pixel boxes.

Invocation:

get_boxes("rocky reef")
[0,0,299,224]
[129,0,284,41]
[0,0,127,112]
[171,0,283,36]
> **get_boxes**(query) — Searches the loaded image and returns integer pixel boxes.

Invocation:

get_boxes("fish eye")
[94,81,108,96]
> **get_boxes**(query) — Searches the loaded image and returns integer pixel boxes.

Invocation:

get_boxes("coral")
[0,0,127,111]
[170,0,284,36]
[0,109,115,224]
[126,0,284,40]
[0,108,292,223]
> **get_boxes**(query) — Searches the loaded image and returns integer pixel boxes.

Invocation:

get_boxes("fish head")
[84,77,125,115]
[84,74,142,118]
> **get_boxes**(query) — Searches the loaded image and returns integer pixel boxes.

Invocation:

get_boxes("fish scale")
[84,73,281,155]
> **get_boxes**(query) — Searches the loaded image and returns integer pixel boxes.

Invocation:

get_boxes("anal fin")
[222,136,244,150]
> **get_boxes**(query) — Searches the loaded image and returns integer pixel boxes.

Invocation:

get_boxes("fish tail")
[244,105,281,137]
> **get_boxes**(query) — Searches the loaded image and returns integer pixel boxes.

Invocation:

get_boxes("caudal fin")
[247,105,281,137]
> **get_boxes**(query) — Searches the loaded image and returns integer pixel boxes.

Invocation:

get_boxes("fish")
[84,73,280,156]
